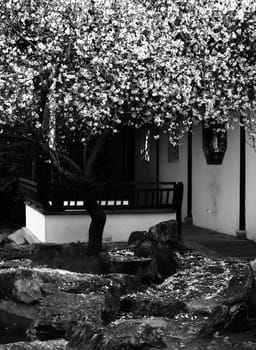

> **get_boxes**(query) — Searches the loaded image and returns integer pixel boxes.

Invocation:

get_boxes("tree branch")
[12,27,37,49]
[57,151,83,175]
[38,141,90,185]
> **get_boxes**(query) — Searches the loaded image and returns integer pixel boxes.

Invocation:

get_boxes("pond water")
[31,250,106,273]
[30,242,125,273]
[0,310,32,344]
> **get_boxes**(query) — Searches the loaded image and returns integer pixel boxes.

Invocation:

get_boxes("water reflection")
[0,310,32,344]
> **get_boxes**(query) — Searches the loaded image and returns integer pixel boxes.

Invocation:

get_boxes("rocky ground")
[0,221,255,349]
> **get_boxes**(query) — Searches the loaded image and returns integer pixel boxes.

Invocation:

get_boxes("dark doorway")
[95,127,135,185]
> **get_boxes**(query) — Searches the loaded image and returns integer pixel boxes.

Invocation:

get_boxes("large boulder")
[28,290,119,340]
[68,317,168,349]
[149,220,179,244]
[0,269,44,303]
[198,265,254,338]
[128,231,152,258]
[127,225,179,283]
[150,242,178,282]
[0,267,118,303]
[197,303,249,338]
[128,231,149,246]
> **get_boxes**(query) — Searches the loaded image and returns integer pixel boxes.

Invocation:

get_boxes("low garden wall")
[25,204,176,243]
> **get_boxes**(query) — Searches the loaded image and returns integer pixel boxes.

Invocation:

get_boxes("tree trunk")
[38,135,108,256]
[85,185,106,256]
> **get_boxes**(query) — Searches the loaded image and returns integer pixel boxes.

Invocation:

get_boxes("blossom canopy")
[0,0,256,144]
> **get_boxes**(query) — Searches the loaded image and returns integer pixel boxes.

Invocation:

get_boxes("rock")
[248,259,256,316]
[186,298,221,316]
[150,243,178,282]
[37,269,114,295]
[0,267,119,302]
[105,318,167,350]
[109,253,152,278]
[127,221,179,283]
[0,339,68,349]
[127,229,178,283]
[128,231,153,258]
[133,240,153,258]
[57,271,142,297]
[128,231,152,258]
[0,259,32,270]
[13,270,44,303]
[121,294,186,317]
[7,228,41,245]
[0,269,44,303]
[109,243,177,284]
[67,312,106,350]
[28,290,119,340]
[0,244,32,260]
[0,299,38,320]
[198,265,253,337]
[222,266,253,306]
[197,303,249,338]
[128,231,149,246]
[68,318,168,349]
[0,232,9,244]
[105,273,143,295]
[149,220,178,244]
[65,274,112,294]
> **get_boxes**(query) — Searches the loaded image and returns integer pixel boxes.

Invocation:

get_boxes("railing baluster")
[136,190,140,207]
[151,190,155,207]
[166,189,170,206]
[159,189,163,206]
[145,190,148,207]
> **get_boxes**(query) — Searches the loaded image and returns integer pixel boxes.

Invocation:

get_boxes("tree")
[0,0,256,254]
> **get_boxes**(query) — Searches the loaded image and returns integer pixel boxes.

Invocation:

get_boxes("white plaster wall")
[192,125,240,235]
[246,138,256,242]
[45,214,90,243]
[26,205,46,242]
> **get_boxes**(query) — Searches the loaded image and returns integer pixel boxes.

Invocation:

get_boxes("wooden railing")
[19,178,183,231]
[94,182,183,210]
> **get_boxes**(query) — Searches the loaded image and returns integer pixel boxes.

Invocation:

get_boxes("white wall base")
[25,204,176,243]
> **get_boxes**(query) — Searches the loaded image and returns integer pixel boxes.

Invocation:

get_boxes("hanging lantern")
[203,122,227,164]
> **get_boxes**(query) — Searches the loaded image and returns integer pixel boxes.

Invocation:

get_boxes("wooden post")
[237,121,247,239]
[185,129,193,224]
[156,129,160,205]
